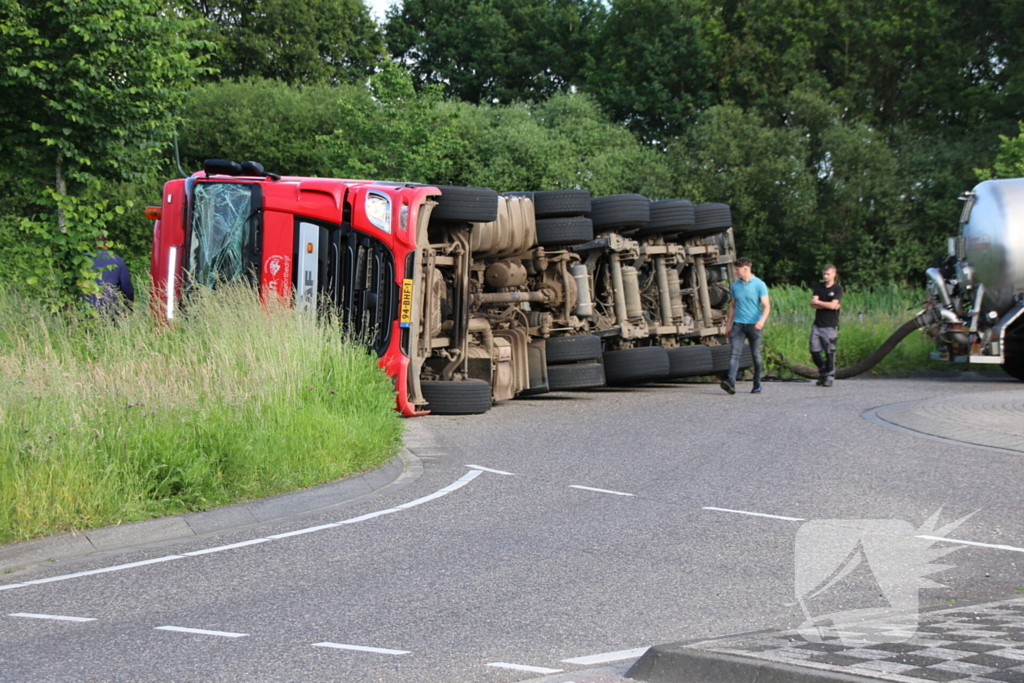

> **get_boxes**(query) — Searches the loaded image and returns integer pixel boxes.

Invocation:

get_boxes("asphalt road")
[1,377,1022,682]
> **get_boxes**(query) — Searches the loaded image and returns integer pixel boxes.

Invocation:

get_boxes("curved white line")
[0,470,486,593]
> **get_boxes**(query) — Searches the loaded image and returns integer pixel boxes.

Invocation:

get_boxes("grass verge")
[0,285,403,545]
[762,283,954,377]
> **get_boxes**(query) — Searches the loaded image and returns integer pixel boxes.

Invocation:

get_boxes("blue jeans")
[729,323,763,385]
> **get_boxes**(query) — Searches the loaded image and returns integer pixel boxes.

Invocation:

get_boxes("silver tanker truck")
[923,178,1024,380]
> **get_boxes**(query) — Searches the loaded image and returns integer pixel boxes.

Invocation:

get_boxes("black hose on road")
[779,315,929,380]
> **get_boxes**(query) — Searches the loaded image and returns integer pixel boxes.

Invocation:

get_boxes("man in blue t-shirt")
[84,247,135,314]
[722,257,771,394]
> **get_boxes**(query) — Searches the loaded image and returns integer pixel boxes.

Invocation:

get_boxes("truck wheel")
[590,194,650,231]
[420,379,492,414]
[636,199,695,237]
[535,217,594,246]
[710,344,732,373]
[545,334,603,364]
[602,346,670,385]
[430,186,499,223]
[684,203,732,237]
[547,362,606,390]
[533,190,592,218]
[667,345,713,378]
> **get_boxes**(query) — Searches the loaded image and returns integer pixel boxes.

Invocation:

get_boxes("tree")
[581,0,716,142]
[0,0,210,303]
[385,0,603,103]
[976,122,1024,180]
[190,0,384,84]
[177,78,372,176]
[317,64,464,183]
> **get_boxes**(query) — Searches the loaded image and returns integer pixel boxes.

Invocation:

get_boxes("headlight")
[365,192,391,233]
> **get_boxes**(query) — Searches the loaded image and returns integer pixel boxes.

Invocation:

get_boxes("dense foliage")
[2,0,1023,294]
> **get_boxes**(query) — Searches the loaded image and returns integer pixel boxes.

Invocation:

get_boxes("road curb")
[0,449,422,575]
[626,643,876,682]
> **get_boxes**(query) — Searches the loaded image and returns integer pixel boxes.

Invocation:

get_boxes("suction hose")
[779,313,931,380]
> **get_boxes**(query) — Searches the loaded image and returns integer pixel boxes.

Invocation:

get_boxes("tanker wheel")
[547,362,606,390]
[535,217,594,246]
[666,345,713,378]
[545,334,603,364]
[602,346,670,385]
[1002,358,1024,381]
[420,379,492,414]
[430,185,499,223]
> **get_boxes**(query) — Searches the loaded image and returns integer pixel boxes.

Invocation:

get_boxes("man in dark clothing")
[809,264,843,387]
[85,249,135,313]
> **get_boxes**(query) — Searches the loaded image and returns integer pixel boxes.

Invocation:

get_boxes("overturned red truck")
[149,160,751,416]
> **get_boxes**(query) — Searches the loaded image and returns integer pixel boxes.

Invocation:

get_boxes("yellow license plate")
[400,278,413,328]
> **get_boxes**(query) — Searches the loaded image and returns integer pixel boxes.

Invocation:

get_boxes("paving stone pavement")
[684,598,1024,682]
[873,389,1024,453]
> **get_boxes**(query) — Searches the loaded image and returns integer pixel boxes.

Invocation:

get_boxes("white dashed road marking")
[569,485,634,497]
[9,612,96,622]
[155,625,248,638]
[312,642,410,655]
[702,506,804,522]
[561,647,649,665]
[487,662,564,674]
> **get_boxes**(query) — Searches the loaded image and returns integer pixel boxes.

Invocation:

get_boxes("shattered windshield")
[189,183,256,287]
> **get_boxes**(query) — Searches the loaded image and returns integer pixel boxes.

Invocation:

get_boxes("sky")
[367,0,398,22]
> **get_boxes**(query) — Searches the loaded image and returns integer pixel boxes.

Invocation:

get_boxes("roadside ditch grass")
[763,283,953,377]
[0,285,403,546]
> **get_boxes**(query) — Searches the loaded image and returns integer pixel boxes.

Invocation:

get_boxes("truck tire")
[420,379,492,414]
[533,190,591,218]
[710,343,753,374]
[667,345,713,378]
[590,194,650,231]
[637,199,695,237]
[535,217,594,246]
[685,203,732,237]
[430,186,499,223]
[545,334,603,364]
[547,362,606,390]
[710,344,732,373]
[602,346,670,385]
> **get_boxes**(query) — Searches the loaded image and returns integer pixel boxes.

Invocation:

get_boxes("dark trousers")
[809,324,838,381]
[728,323,763,385]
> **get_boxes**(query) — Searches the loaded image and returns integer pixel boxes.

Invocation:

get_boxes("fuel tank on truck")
[963,178,1024,316]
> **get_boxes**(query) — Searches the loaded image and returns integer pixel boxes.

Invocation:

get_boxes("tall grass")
[0,285,403,545]
[763,282,950,376]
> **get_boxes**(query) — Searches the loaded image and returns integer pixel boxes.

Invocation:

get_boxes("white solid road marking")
[466,464,515,476]
[702,506,805,522]
[9,612,96,623]
[0,470,490,593]
[917,535,1024,553]
[487,662,564,674]
[561,647,649,665]
[0,555,185,592]
[156,625,248,638]
[397,469,482,509]
[312,642,410,655]
[569,485,635,497]
[183,538,271,556]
